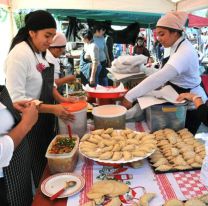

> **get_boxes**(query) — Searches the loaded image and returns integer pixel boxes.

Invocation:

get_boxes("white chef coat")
[0,102,15,177]
[125,37,207,103]
[5,41,56,102]
[46,49,60,79]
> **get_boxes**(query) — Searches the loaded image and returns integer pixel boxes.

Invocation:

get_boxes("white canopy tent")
[9,0,208,13]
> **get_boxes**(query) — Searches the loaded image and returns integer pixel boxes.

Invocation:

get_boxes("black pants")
[185,109,202,135]
[0,178,9,206]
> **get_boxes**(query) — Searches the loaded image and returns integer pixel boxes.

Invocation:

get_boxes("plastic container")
[145,103,187,132]
[46,134,79,174]
[92,104,127,129]
[68,91,87,101]
[58,101,87,138]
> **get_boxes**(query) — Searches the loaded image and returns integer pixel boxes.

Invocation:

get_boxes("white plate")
[41,173,85,198]
[79,142,155,164]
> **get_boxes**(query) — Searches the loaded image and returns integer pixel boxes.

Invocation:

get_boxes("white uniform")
[46,49,60,79]
[0,103,14,177]
[84,42,100,65]
[5,41,55,102]
[125,37,207,103]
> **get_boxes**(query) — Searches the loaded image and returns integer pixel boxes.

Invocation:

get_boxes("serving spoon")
[50,180,77,200]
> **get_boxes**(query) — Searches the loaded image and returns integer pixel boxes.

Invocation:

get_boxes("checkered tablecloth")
[66,121,208,206]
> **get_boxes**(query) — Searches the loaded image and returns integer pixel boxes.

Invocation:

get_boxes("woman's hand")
[121,97,133,109]
[176,93,195,102]
[52,104,74,121]
[13,100,30,112]
[59,96,78,103]
[89,76,95,85]
[21,102,38,129]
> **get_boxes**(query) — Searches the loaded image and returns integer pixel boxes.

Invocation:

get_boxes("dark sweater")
[197,103,208,126]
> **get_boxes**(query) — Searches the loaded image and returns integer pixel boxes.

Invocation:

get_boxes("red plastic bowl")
[86,87,127,99]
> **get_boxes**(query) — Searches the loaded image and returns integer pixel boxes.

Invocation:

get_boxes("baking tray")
[148,158,201,174]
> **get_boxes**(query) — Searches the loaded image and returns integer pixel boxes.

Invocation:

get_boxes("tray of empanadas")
[149,128,205,173]
[163,193,208,206]
[79,128,157,164]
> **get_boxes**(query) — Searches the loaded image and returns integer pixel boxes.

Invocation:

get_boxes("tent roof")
[188,14,208,28]
[10,0,208,13]
[48,9,162,27]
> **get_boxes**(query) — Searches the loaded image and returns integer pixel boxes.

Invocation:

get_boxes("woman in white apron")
[5,10,74,187]
[122,11,207,134]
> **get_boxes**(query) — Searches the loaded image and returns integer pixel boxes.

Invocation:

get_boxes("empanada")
[122,144,135,151]
[184,198,206,206]
[155,164,172,171]
[99,151,113,160]
[87,137,99,144]
[101,133,111,139]
[105,197,121,206]
[153,158,168,167]
[101,145,113,153]
[164,198,183,206]
[103,139,116,146]
[132,150,146,157]
[173,165,192,170]
[85,151,101,158]
[190,162,201,168]
[81,133,91,142]
[112,152,122,161]
[104,128,113,134]
[123,151,132,161]
[199,194,208,204]
[91,129,104,135]
[127,139,140,145]
[112,144,121,152]
[140,192,156,206]
[127,132,136,139]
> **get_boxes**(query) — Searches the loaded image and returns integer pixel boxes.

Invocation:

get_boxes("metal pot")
[92,105,127,129]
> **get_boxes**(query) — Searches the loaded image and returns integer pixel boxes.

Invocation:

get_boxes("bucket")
[92,104,127,129]
[58,101,87,138]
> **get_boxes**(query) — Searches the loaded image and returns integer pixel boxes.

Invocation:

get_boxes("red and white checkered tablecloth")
[66,121,208,206]
[173,171,208,199]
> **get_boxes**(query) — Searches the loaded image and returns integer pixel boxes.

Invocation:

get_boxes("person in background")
[122,11,207,135]
[46,32,77,101]
[47,32,76,87]
[93,24,111,86]
[133,36,151,58]
[79,29,102,86]
[154,40,164,63]
[0,85,38,206]
[105,34,114,62]
[5,10,74,187]
[177,93,208,127]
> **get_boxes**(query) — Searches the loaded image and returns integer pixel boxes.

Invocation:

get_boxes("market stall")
[32,121,208,206]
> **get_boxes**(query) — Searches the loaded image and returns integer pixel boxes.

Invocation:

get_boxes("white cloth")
[46,49,60,79]
[84,42,99,64]
[0,106,15,177]
[125,65,178,102]
[112,55,148,74]
[125,37,207,103]
[5,41,54,102]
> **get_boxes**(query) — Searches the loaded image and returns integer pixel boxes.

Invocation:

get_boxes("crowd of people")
[0,9,208,206]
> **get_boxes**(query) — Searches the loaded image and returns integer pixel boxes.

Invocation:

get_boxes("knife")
[50,180,76,200]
